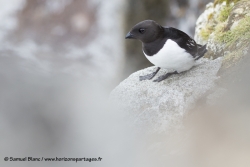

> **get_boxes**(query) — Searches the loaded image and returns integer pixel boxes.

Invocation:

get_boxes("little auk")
[125,20,207,82]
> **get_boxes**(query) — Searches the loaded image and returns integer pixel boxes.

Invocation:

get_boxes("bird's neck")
[142,37,167,56]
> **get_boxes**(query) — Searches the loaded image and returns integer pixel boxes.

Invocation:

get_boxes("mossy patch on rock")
[214,0,241,6]
[218,5,232,22]
[199,25,214,41]
[195,0,250,70]
[197,2,233,43]
[215,16,250,45]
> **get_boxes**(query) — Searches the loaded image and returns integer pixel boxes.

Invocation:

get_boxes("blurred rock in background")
[0,0,125,86]
[0,1,130,167]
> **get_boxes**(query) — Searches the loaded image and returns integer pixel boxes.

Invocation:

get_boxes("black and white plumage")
[125,20,207,82]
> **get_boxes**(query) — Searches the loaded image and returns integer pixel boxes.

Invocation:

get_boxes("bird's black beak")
[125,32,134,39]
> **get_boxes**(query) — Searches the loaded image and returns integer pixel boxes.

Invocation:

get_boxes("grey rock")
[110,58,222,132]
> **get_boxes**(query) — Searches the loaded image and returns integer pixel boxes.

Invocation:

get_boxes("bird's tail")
[195,44,207,60]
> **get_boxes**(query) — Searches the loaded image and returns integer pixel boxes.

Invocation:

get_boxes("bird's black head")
[125,20,164,43]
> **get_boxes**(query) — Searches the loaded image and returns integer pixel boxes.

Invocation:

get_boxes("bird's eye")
[139,28,145,34]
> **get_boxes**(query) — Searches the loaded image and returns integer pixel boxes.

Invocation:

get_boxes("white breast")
[143,39,195,73]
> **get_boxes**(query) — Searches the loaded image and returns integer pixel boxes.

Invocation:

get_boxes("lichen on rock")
[214,0,241,6]
[195,0,250,69]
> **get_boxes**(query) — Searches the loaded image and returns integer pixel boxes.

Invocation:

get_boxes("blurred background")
[6,0,250,167]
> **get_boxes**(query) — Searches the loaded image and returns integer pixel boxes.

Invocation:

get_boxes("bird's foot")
[139,67,160,81]
[153,71,178,82]
[139,73,156,81]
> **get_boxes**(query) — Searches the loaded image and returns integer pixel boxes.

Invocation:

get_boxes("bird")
[125,20,207,82]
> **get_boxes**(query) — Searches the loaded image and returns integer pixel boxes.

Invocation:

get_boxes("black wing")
[165,27,198,57]
[195,44,207,60]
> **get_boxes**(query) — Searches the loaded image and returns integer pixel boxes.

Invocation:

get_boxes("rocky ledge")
[110,0,250,133]
[110,58,222,132]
